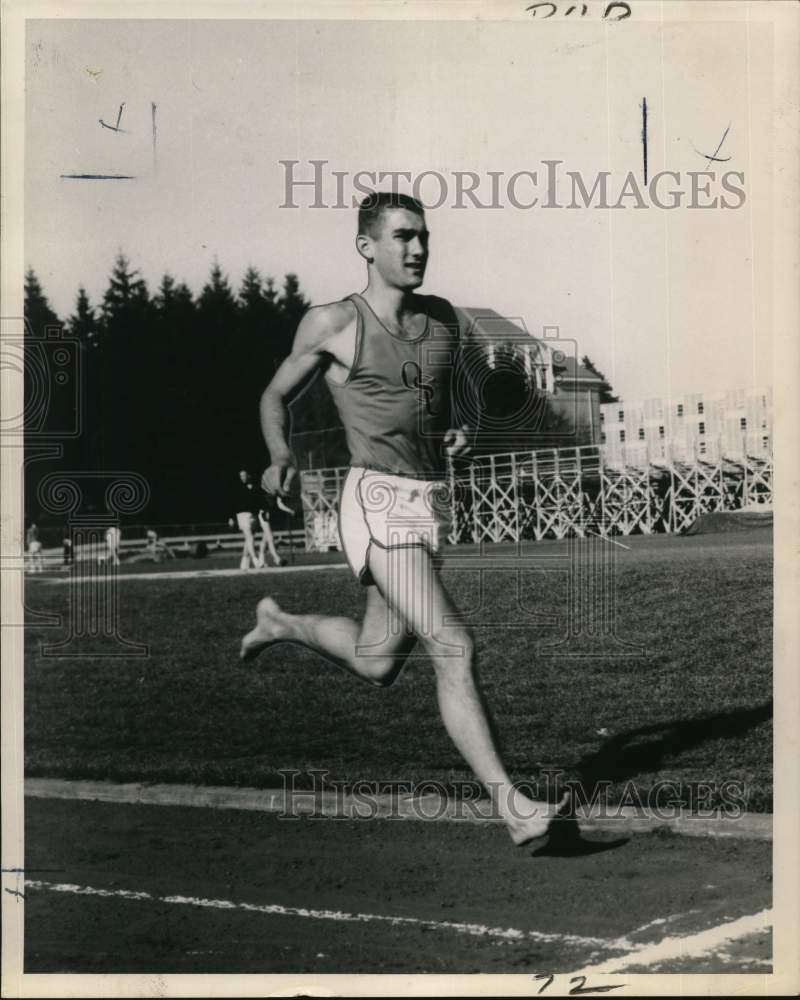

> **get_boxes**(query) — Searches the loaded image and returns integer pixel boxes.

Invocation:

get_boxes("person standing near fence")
[26,522,44,573]
[230,470,263,570]
[105,525,122,566]
[257,490,295,568]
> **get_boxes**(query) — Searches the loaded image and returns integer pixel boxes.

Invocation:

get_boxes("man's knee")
[353,648,406,688]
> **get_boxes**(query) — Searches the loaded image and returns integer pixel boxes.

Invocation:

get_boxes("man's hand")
[262,453,298,498]
[443,426,471,459]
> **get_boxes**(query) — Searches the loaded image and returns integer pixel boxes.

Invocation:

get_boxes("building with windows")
[599,387,773,467]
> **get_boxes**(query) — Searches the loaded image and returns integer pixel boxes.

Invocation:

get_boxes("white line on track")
[36,563,350,584]
[569,908,772,974]
[23,879,770,969]
[23,879,617,950]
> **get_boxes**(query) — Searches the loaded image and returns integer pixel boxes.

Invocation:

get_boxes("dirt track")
[23,798,771,975]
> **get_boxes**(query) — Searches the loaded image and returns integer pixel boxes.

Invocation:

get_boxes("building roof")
[455,307,603,386]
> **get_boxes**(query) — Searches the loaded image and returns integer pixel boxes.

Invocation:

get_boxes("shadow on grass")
[574,700,773,790]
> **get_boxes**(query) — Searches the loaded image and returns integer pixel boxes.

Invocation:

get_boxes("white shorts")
[236,511,255,532]
[338,467,451,587]
[28,541,42,554]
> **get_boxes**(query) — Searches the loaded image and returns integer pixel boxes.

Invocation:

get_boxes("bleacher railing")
[299,443,772,551]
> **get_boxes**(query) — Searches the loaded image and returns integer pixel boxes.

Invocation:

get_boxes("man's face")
[239,470,249,483]
[362,208,429,290]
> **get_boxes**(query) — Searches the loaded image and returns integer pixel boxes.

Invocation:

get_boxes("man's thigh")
[366,543,469,660]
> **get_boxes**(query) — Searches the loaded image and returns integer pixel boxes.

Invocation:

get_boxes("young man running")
[242,192,566,848]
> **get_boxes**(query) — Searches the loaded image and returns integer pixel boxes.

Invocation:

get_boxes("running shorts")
[338,467,451,587]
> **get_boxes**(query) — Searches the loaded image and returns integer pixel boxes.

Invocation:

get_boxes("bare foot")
[240,596,293,662]
[506,790,572,847]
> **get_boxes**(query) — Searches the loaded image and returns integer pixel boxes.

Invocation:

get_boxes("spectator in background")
[62,535,73,567]
[257,490,296,568]
[104,525,122,566]
[26,522,44,573]
[129,529,175,563]
[230,470,262,570]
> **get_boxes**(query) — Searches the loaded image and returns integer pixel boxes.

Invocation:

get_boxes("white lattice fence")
[299,447,773,551]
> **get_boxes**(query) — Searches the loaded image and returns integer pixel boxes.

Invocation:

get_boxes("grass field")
[24,529,773,810]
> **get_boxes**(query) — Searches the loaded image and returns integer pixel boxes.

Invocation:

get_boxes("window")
[762,436,769,449]
[699,422,705,435]
[658,425,665,438]
[600,431,606,444]
[618,410,624,422]
[600,411,605,423]
[699,442,706,455]
[619,430,625,442]
[677,404,684,417]
[740,417,747,430]
[697,401,704,414]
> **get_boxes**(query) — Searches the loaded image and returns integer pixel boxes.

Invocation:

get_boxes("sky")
[24,14,773,403]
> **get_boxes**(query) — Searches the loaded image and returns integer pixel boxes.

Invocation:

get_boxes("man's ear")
[356,232,374,263]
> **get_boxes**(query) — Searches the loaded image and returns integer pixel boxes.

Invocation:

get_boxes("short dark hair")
[357,191,425,237]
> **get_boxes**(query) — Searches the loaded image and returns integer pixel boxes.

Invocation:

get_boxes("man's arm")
[442,300,475,460]
[259,305,342,496]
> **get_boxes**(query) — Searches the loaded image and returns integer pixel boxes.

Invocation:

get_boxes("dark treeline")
[24,256,344,527]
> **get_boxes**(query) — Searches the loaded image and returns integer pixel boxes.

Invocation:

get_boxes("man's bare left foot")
[240,596,293,662]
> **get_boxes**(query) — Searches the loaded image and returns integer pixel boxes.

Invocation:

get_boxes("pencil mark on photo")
[98,102,126,133]
[693,124,732,166]
[60,174,136,180]
[641,97,648,185]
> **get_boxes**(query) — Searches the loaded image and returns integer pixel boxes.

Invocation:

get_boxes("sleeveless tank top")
[326,293,460,479]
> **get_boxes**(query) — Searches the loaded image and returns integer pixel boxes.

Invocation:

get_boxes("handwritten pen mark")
[533,974,626,996]
[99,102,126,133]
[693,123,732,166]
[603,1,631,18]
[641,97,648,185]
[526,2,557,16]
[5,888,25,900]
[85,67,103,81]
[60,174,136,180]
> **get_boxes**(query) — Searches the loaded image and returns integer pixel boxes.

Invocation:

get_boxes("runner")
[241,191,567,848]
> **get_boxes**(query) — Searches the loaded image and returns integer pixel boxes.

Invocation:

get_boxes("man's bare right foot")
[507,790,572,848]
[240,596,293,662]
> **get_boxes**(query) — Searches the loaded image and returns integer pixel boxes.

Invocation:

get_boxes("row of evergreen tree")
[24,255,619,529]
[23,256,337,525]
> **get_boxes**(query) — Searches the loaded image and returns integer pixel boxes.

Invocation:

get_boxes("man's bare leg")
[241,584,416,687]
[367,544,566,845]
[241,544,566,845]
